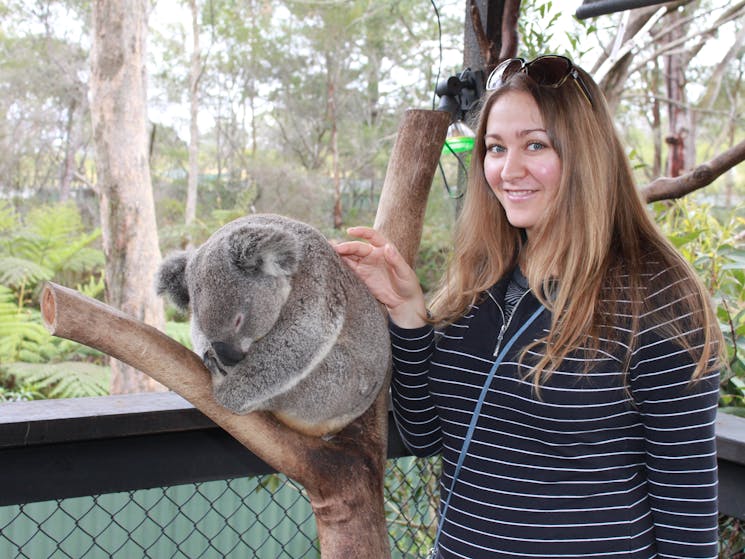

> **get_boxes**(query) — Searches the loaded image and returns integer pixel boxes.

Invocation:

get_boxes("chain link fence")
[0,456,440,558]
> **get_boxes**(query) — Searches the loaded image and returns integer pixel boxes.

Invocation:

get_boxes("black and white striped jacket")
[390,269,720,559]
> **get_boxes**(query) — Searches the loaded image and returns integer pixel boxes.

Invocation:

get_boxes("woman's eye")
[487,144,506,153]
[527,141,547,151]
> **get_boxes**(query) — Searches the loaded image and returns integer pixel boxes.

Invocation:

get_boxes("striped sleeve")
[389,321,442,457]
[629,324,720,559]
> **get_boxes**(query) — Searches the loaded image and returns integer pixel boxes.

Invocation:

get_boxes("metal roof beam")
[575,0,672,19]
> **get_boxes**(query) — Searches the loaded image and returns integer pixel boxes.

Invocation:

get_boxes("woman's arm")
[630,331,720,559]
[389,323,442,457]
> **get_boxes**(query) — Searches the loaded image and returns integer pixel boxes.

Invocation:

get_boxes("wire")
[430,0,443,111]
[430,0,466,200]
[440,141,467,199]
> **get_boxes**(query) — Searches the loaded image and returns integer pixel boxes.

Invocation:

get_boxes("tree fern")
[0,216,110,399]
[0,201,103,301]
[0,285,48,362]
[0,201,14,233]
[0,256,53,290]
[4,362,110,399]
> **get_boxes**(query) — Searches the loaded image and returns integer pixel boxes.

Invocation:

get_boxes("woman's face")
[482,90,562,238]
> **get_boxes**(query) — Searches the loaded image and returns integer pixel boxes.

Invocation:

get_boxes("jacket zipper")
[488,288,533,357]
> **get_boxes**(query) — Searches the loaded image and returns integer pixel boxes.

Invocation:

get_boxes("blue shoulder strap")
[432,304,546,554]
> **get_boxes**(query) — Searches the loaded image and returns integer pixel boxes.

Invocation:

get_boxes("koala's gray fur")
[155,214,391,436]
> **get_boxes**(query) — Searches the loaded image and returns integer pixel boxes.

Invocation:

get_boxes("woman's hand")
[334,226,428,328]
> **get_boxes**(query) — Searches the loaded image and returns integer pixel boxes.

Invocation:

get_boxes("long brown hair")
[429,64,722,385]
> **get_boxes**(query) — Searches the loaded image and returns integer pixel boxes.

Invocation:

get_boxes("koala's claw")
[202,352,227,377]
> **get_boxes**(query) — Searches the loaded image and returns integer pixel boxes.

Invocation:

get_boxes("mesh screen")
[0,456,440,558]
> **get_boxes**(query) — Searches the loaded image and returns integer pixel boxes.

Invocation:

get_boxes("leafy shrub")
[654,199,745,415]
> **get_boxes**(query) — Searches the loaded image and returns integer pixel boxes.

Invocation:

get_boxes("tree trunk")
[185,0,201,237]
[90,0,165,393]
[59,99,79,202]
[663,8,689,177]
[595,6,664,112]
[464,0,505,71]
[328,53,343,230]
[650,61,662,180]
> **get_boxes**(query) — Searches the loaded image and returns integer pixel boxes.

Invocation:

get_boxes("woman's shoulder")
[601,255,703,334]
[606,252,694,301]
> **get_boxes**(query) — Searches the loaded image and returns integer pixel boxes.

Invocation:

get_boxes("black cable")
[430,0,443,111]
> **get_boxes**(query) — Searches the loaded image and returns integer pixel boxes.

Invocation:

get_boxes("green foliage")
[0,381,44,402]
[0,284,47,363]
[0,200,103,304]
[3,362,109,399]
[517,0,598,60]
[0,201,109,400]
[165,320,192,350]
[654,199,745,413]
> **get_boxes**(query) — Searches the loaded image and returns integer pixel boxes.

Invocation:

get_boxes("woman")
[335,55,722,559]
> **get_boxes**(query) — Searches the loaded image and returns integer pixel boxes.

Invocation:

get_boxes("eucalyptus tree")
[269,0,459,228]
[90,0,165,393]
[0,0,91,202]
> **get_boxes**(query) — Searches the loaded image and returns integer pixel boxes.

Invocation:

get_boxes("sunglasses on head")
[485,55,594,108]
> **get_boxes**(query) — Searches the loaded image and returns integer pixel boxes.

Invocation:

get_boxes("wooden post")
[375,109,452,266]
[41,108,450,558]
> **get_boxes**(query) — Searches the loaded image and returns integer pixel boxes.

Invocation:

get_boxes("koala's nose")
[211,341,246,367]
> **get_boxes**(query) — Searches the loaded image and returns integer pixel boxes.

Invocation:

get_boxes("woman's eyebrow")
[485,128,548,139]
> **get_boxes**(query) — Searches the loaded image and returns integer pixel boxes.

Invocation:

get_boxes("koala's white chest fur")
[156,214,391,437]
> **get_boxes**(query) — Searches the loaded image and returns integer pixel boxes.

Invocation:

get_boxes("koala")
[155,214,391,437]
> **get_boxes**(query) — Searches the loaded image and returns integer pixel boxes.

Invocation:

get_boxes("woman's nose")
[500,151,526,181]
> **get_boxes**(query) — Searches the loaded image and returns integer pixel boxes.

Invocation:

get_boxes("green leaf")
[731,376,745,393]
[667,230,704,248]
[0,256,54,287]
[5,362,110,399]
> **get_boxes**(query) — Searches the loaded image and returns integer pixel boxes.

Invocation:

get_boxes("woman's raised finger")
[345,226,388,248]
[333,240,375,258]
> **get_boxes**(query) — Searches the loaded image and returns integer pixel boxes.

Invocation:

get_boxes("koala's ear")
[155,251,191,310]
[229,226,300,277]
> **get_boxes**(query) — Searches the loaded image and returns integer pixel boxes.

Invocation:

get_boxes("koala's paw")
[209,372,264,415]
[201,348,227,379]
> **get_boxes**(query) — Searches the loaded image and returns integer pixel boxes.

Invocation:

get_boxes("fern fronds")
[0,256,53,288]
[5,362,110,399]
[0,285,49,361]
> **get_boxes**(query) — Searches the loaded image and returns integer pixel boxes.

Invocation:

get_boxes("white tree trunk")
[185,0,201,237]
[90,0,165,393]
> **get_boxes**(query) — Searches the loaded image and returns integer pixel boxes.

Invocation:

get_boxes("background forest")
[0,1,744,416]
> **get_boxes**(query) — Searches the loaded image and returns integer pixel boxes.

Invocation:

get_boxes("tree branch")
[468,0,494,68]
[498,0,521,62]
[641,138,745,203]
